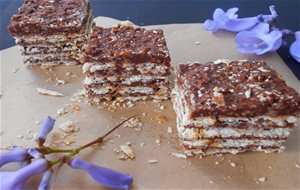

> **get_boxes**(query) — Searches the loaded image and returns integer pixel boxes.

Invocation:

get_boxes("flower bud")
[70,158,133,190]
[0,147,28,167]
[36,116,55,146]
[38,169,53,190]
[0,159,48,190]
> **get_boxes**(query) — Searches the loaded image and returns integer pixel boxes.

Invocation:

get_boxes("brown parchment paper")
[1,17,300,189]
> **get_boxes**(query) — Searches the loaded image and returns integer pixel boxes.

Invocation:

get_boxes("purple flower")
[203,7,258,32]
[204,6,277,32]
[38,169,53,190]
[36,116,55,146]
[0,159,48,190]
[290,31,300,62]
[235,23,282,55]
[70,158,133,190]
[0,147,28,167]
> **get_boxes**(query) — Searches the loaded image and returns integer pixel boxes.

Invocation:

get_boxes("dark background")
[1,0,299,79]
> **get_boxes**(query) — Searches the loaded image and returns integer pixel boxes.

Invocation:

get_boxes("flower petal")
[213,8,227,23]
[0,159,48,190]
[203,19,218,32]
[290,31,300,62]
[70,158,133,190]
[224,17,258,32]
[235,23,282,55]
[262,29,282,51]
[226,7,239,19]
[0,147,28,167]
[36,116,55,145]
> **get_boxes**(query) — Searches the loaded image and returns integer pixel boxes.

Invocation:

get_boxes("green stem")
[48,115,136,166]
[77,115,136,151]
[45,147,73,154]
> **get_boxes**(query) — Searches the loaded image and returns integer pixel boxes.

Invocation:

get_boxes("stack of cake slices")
[8,0,93,67]
[173,60,300,157]
[82,23,172,102]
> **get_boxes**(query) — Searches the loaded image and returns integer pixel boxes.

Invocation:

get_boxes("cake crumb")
[156,139,161,146]
[123,117,143,128]
[12,68,19,73]
[167,126,173,134]
[59,121,79,133]
[228,160,236,167]
[159,105,165,110]
[155,115,168,122]
[140,142,145,147]
[148,159,158,164]
[70,103,80,110]
[258,177,267,182]
[295,163,300,168]
[120,145,135,159]
[37,88,65,97]
[56,79,66,85]
[171,152,187,159]
[56,108,68,116]
[16,135,24,139]
[194,41,201,45]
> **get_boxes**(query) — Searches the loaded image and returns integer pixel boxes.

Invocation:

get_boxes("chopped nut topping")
[245,90,251,99]
[258,67,270,73]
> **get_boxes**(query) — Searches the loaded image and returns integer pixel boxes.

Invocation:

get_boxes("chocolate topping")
[8,0,91,37]
[83,25,171,64]
[176,60,300,117]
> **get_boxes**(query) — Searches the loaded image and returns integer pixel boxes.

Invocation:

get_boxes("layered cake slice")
[8,0,93,66]
[173,60,300,157]
[82,23,172,102]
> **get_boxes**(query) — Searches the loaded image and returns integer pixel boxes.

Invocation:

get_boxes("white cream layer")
[184,146,284,156]
[83,62,169,75]
[178,126,291,140]
[182,139,285,148]
[83,75,168,85]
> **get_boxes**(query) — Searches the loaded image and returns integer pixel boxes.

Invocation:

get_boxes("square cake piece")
[82,23,172,102]
[173,60,300,157]
[8,0,93,66]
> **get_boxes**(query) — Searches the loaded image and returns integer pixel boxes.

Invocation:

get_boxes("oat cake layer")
[8,0,94,66]
[173,60,300,156]
[83,23,172,101]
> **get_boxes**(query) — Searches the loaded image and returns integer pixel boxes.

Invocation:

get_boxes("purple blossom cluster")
[203,6,300,62]
[0,116,133,190]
